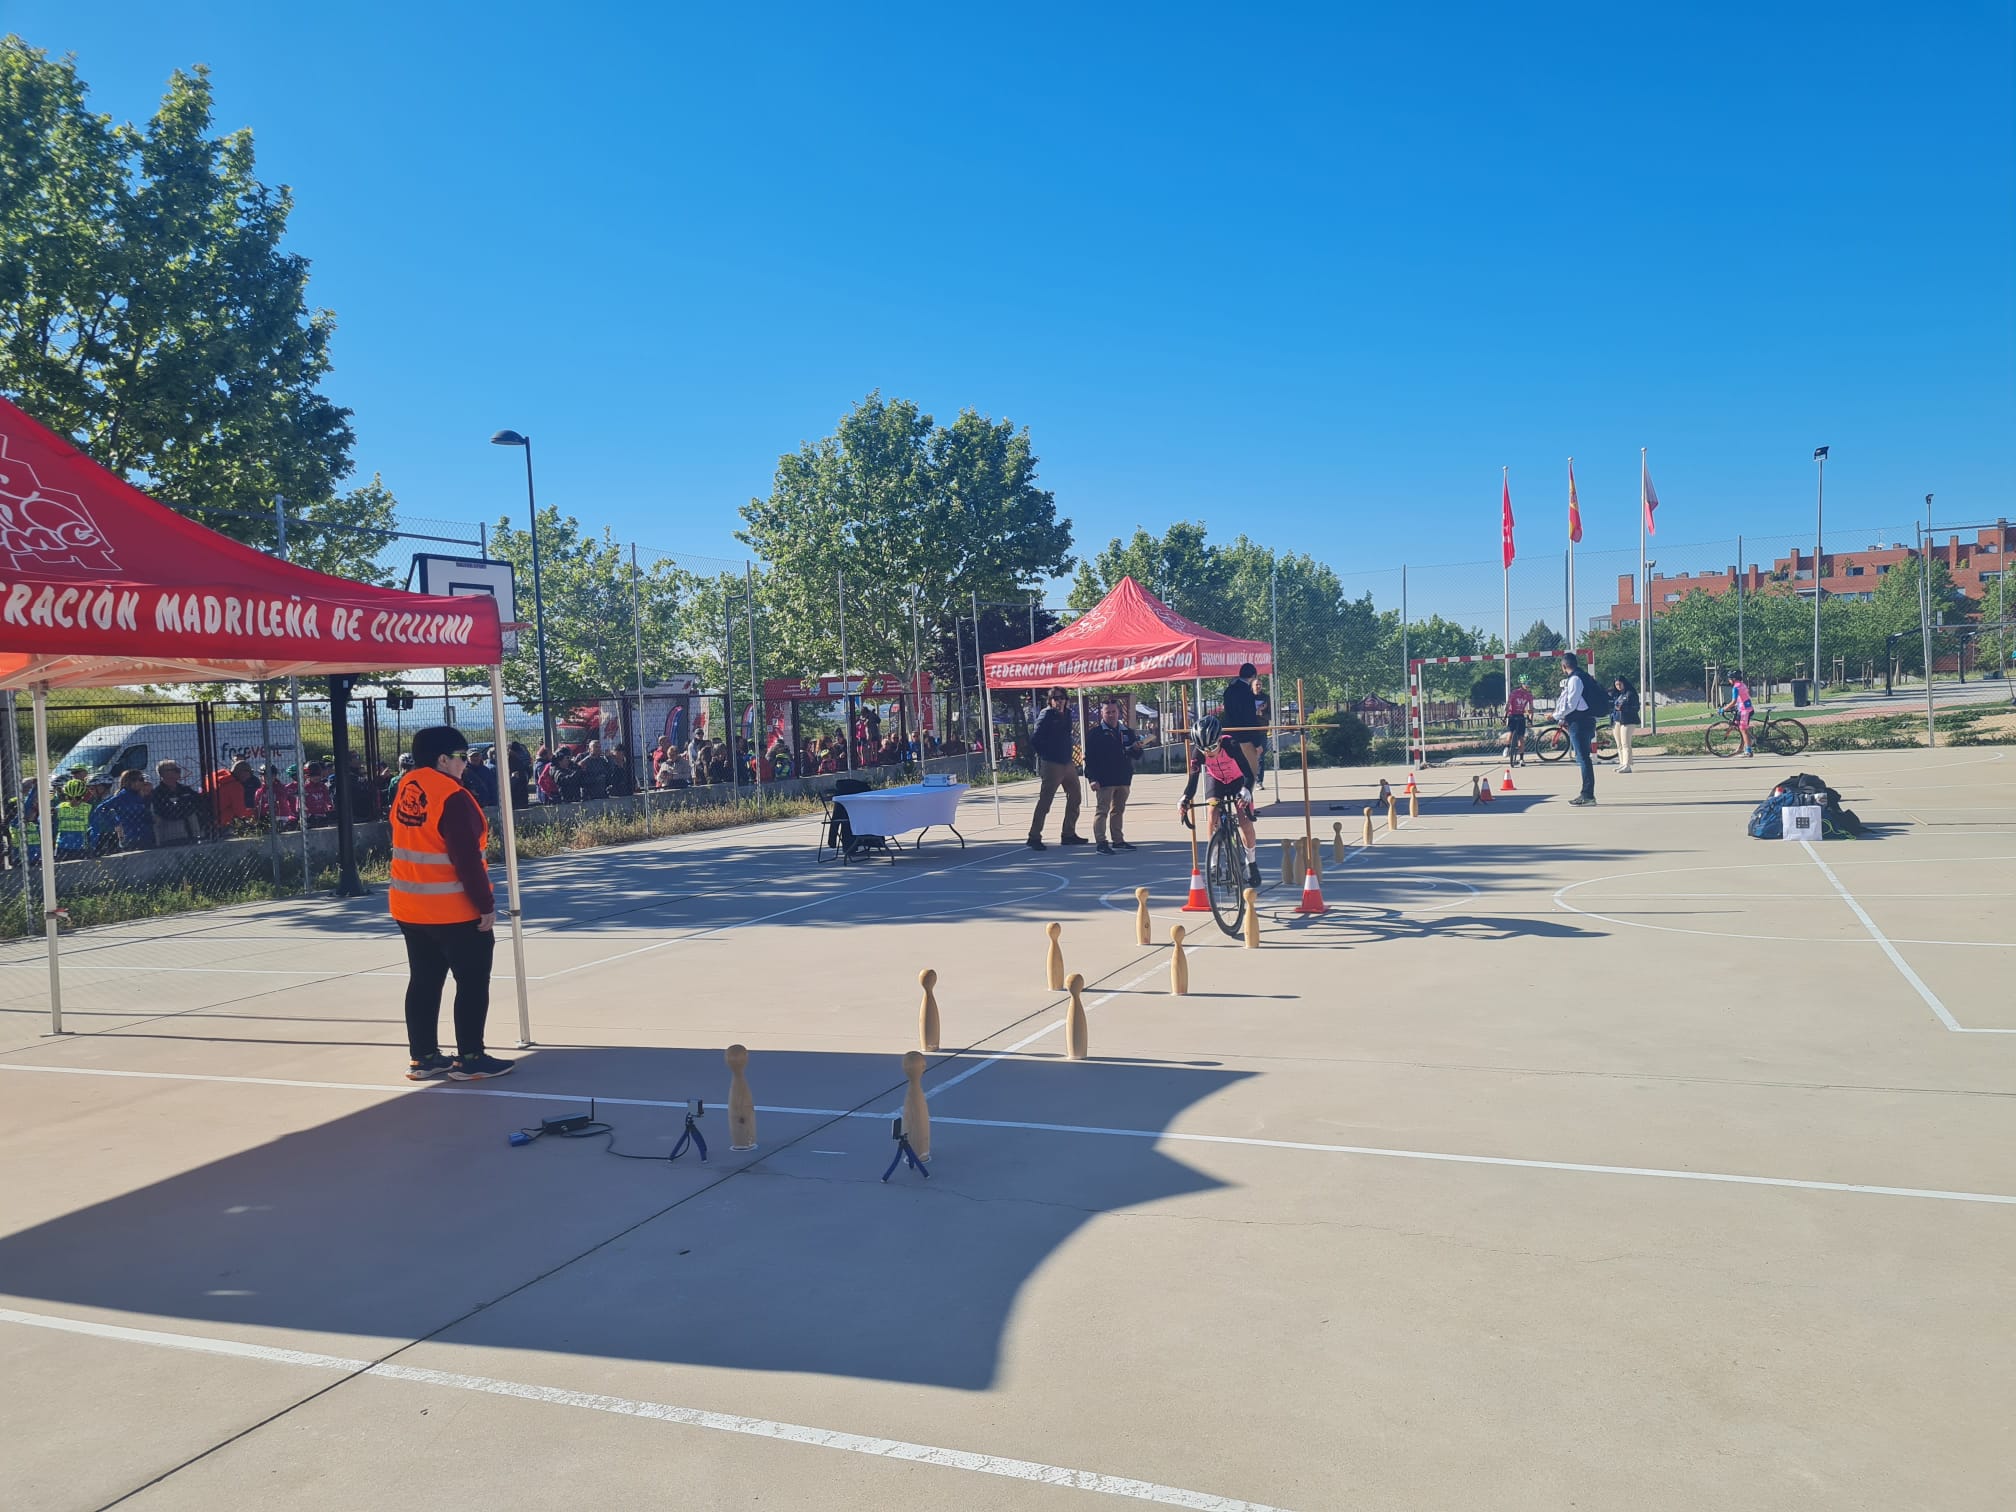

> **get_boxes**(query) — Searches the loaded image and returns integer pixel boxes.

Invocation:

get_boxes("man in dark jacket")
[1083,700,1143,854]
[1026,687,1087,851]
[577,739,613,801]
[1221,663,1264,790]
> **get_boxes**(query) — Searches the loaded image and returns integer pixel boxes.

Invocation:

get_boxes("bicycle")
[1531,723,1616,763]
[1705,706,1807,758]
[1181,789,1254,939]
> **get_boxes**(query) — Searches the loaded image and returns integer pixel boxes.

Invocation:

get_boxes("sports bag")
[1747,791,1793,839]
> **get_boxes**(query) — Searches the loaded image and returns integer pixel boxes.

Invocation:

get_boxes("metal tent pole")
[837,571,852,774]
[631,544,647,792]
[30,684,63,1034]
[977,588,1000,824]
[490,668,533,1047]
[277,497,311,890]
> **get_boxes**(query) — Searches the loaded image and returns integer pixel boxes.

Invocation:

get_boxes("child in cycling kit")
[1180,717,1262,886]
[1723,673,1755,757]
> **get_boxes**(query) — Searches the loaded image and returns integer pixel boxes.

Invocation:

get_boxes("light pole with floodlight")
[1812,445,1829,695]
[491,430,555,750]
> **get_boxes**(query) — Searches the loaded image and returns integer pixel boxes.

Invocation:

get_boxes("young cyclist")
[1179,714,1261,887]
[1505,678,1536,765]
[1721,670,1756,757]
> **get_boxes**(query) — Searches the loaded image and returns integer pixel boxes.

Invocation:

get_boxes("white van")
[55,721,304,785]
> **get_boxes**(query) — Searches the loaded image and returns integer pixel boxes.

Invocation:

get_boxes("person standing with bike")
[1505,678,1535,765]
[1609,675,1641,773]
[1179,715,1261,888]
[1554,652,1606,806]
[1722,671,1756,757]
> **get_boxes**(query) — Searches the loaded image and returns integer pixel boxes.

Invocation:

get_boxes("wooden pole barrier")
[1064,972,1089,1058]
[725,1043,757,1151]
[918,968,940,1053]
[1045,921,1064,990]
[1169,924,1189,995]
[901,1050,931,1160]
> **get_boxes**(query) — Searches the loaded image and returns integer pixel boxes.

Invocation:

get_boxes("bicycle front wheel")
[1205,824,1245,939]
[1704,720,1742,758]
[1534,727,1568,762]
[1592,726,1616,762]
[1764,718,1808,757]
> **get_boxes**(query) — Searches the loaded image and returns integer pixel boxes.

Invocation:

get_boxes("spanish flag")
[1567,459,1583,544]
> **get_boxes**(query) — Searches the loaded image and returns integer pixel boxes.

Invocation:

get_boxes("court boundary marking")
[1554,855,2016,1034]
[0,1307,1288,1512]
[4,1060,2012,1207]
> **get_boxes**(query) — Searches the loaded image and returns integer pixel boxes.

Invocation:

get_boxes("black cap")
[411,726,469,769]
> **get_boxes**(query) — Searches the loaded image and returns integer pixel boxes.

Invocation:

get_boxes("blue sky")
[9,1,2013,609]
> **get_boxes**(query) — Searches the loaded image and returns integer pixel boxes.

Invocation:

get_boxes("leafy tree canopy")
[0,38,393,581]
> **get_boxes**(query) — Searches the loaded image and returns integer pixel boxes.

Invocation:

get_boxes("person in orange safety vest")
[391,726,514,1081]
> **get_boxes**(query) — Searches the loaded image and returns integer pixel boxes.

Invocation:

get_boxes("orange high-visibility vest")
[387,765,489,925]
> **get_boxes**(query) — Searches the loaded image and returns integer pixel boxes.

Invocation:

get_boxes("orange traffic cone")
[1499,764,1516,792]
[1180,865,1211,912]
[1295,863,1329,915]
[1403,771,1418,796]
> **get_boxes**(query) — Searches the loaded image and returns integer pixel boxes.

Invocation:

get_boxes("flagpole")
[1502,466,1512,717]
[1639,448,1649,698]
[1566,456,1577,643]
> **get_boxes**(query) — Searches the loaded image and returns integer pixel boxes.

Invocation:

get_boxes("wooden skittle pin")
[918,968,940,1053]
[1242,886,1261,949]
[1388,795,1399,831]
[1064,972,1089,1059]
[1280,837,1297,886]
[1362,805,1376,845]
[1409,790,1420,819]
[1045,921,1065,990]
[900,1049,931,1161]
[1331,820,1345,862]
[1134,886,1152,946]
[725,1043,757,1151]
[1169,924,1189,996]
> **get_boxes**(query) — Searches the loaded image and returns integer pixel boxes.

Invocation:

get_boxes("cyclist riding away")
[1505,678,1535,766]
[1180,714,1261,887]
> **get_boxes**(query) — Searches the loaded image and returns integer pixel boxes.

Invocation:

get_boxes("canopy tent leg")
[976,590,1001,826]
[30,684,63,1035]
[489,668,534,1048]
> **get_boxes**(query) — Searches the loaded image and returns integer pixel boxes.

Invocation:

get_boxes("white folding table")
[828,782,969,863]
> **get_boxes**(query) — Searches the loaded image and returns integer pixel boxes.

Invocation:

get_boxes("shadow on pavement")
[0,1043,1250,1391]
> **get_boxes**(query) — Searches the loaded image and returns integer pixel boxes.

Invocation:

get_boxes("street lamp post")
[490,430,555,750]
[1643,560,1658,732]
[1812,446,1829,695]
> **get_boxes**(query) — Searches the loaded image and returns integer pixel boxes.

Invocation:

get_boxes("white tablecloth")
[833,783,968,835]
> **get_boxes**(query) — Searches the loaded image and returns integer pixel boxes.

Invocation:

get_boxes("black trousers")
[398,919,496,1060]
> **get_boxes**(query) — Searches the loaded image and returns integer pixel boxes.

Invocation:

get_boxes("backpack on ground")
[1746,790,1794,839]
[1750,771,1863,839]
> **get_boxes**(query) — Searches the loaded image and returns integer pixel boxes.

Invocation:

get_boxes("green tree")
[0,39,391,581]
[485,506,686,705]
[739,394,1074,688]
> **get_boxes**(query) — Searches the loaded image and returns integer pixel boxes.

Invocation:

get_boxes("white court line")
[919,956,1173,1105]
[4,1061,2012,1206]
[0,1308,1288,1512]
[1799,841,2014,1034]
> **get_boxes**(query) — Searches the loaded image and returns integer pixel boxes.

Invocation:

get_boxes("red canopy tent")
[976,577,1275,812]
[980,575,1273,690]
[0,395,530,1037]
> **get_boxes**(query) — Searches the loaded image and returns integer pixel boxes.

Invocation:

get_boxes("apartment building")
[1601,520,2011,629]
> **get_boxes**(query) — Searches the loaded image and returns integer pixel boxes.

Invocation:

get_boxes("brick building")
[1600,520,2012,629]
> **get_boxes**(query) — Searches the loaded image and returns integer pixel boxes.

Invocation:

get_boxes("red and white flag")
[1643,462,1660,536]
[1501,475,1515,567]
[1567,460,1583,544]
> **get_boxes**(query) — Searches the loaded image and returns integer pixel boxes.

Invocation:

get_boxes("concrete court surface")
[0,745,2012,1511]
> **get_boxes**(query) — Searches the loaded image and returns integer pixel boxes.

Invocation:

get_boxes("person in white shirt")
[1554,652,1600,805]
